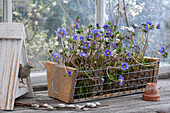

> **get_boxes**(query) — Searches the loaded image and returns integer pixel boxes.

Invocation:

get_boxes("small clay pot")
[142,83,160,101]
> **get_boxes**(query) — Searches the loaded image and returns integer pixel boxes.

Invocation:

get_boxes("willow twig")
[116,0,120,25]
[85,72,95,81]
[123,0,129,27]
[56,0,74,23]
[77,0,91,22]
[130,55,161,67]
[106,66,116,81]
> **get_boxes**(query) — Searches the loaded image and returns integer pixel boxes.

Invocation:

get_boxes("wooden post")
[0,23,33,110]
[96,0,105,26]
[3,0,12,22]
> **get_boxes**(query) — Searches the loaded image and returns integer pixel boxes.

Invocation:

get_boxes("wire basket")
[46,58,159,103]
[71,63,159,103]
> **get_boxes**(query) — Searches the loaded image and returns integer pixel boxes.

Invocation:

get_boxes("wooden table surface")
[2,78,170,113]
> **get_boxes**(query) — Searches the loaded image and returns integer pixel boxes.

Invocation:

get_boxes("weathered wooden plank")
[4,40,15,109]
[0,39,8,109]
[7,40,22,110]
[0,23,25,39]
[4,39,14,109]
[21,39,34,98]
[0,40,21,110]
[0,39,13,109]
[15,42,30,98]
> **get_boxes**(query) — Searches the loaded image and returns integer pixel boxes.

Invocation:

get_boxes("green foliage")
[76,27,84,34]
[163,52,168,58]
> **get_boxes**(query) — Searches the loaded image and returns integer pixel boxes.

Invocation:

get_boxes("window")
[105,0,170,62]
[1,0,168,85]
[12,0,96,72]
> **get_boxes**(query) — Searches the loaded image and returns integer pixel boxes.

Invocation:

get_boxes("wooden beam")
[3,0,12,22]
[96,0,105,26]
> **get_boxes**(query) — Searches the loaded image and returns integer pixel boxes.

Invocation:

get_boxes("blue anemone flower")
[53,53,60,61]
[145,21,152,30]
[91,41,96,45]
[56,28,67,37]
[93,29,99,34]
[80,36,84,41]
[121,62,129,71]
[101,78,105,82]
[88,35,93,39]
[95,34,101,40]
[80,52,88,58]
[88,29,91,33]
[159,47,165,54]
[104,50,112,57]
[69,47,73,50]
[156,24,161,29]
[105,62,108,65]
[127,53,130,57]
[111,43,117,49]
[68,71,72,75]
[74,23,79,29]
[96,23,99,27]
[106,32,112,36]
[83,42,90,49]
[157,61,160,64]
[126,57,130,60]
[73,35,78,40]
[107,29,112,33]
[133,44,138,49]
[103,24,109,29]
[118,75,124,86]
[134,44,138,47]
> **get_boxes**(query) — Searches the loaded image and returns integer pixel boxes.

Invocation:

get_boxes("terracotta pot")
[142,83,160,101]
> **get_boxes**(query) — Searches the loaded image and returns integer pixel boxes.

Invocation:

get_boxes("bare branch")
[123,0,129,27]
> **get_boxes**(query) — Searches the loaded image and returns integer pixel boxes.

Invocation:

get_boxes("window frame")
[4,0,105,24]
[96,0,105,26]
[3,0,12,22]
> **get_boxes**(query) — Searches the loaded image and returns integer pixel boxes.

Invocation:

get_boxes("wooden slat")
[0,39,8,109]
[5,40,18,109]
[0,39,22,110]
[8,40,22,110]
[4,39,14,109]
[15,40,34,98]
[0,23,25,39]
[21,39,34,98]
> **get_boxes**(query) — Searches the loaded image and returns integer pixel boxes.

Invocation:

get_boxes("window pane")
[105,0,170,62]
[0,0,3,22]
[12,0,96,72]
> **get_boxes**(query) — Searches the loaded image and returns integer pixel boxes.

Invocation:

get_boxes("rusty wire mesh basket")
[72,63,159,103]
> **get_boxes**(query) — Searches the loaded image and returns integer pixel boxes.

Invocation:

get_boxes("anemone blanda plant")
[49,17,168,85]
